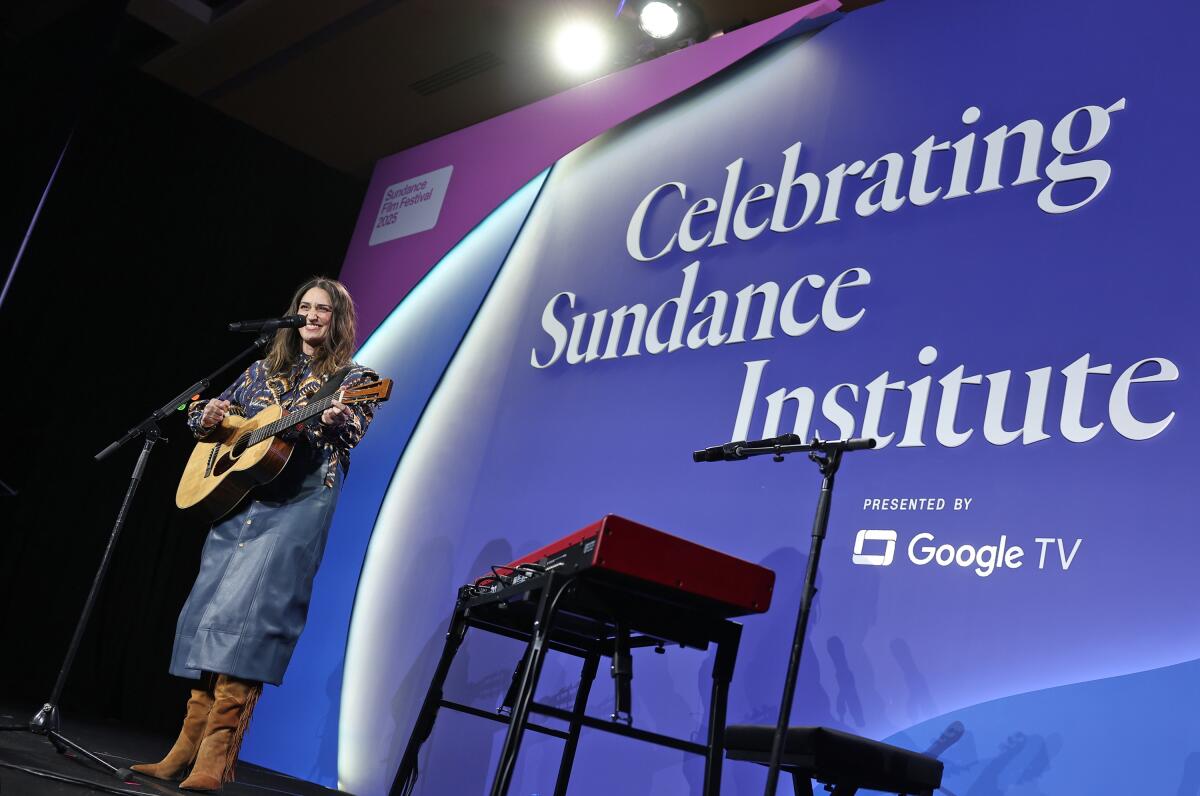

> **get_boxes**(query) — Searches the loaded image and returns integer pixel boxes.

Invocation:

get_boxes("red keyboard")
[477,515,775,617]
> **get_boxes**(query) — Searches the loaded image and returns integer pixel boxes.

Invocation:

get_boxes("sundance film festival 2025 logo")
[369,165,454,247]
[852,529,1082,578]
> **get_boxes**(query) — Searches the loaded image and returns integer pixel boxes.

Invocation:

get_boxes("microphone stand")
[695,436,876,796]
[0,332,273,783]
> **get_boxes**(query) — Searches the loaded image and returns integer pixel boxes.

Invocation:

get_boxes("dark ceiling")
[3,0,876,179]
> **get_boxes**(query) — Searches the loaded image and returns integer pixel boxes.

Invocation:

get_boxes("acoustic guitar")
[176,378,392,520]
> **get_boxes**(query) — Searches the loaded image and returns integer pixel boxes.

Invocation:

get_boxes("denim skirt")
[169,446,341,685]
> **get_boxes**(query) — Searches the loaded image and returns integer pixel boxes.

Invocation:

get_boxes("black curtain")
[0,12,366,734]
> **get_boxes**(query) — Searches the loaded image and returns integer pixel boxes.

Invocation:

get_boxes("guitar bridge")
[205,443,221,478]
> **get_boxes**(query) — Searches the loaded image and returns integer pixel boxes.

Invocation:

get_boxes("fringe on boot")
[179,674,262,791]
[221,678,261,782]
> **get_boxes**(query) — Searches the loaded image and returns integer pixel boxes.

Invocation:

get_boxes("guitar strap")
[310,365,355,405]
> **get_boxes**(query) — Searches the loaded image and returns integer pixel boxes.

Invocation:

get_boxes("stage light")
[639,1,680,39]
[551,20,609,75]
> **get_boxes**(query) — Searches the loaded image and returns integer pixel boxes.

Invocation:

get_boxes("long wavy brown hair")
[265,276,357,377]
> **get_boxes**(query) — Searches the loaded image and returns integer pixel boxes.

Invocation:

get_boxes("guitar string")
[241,382,383,448]
[246,393,337,447]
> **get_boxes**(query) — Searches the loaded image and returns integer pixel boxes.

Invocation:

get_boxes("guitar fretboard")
[246,393,341,447]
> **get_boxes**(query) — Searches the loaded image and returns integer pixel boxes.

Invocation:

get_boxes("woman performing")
[133,276,379,790]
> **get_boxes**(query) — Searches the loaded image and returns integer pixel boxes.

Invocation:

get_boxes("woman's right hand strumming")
[200,399,232,429]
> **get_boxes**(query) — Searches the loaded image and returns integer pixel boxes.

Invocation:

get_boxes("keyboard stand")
[389,567,744,796]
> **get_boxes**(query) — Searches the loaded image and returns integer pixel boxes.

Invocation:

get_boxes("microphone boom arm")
[692,436,877,463]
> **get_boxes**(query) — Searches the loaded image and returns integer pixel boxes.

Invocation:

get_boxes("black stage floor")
[0,705,347,796]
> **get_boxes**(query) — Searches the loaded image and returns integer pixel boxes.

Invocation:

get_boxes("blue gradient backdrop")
[252,0,1200,792]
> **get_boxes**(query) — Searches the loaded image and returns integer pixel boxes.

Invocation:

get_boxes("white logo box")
[369,165,454,246]
[852,529,897,566]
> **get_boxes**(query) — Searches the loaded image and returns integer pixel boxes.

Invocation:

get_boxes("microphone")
[228,315,306,333]
[838,437,878,451]
[693,433,802,462]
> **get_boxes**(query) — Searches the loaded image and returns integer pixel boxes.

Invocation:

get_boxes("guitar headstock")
[341,378,393,405]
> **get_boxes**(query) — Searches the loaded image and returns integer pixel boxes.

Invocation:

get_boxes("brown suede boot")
[130,687,215,780]
[180,674,262,792]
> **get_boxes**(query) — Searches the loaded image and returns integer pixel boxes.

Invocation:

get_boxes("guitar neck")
[246,393,339,447]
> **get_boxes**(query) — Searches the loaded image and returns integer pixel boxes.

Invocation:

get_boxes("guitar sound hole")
[231,435,250,459]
